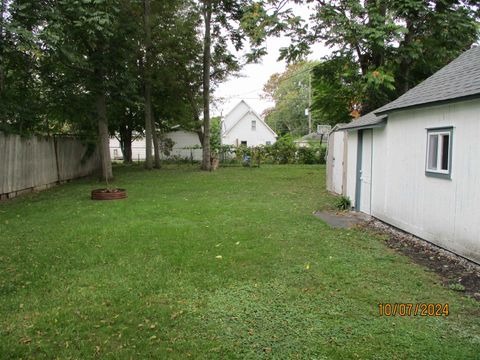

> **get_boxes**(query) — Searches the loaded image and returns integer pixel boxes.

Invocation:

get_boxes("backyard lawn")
[0,164,479,359]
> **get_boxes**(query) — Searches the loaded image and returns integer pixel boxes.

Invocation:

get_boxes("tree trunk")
[201,0,212,171]
[395,17,415,96]
[119,124,133,163]
[366,0,386,69]
[95,89,113,182]
[0,0,5,97]
[196,129,205,147]
[151,113,161,168]
[187,91,203,146]
[143,0,153,169]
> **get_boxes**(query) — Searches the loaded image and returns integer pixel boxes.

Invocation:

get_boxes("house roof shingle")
[336,46,480,131]
[337,111,387,130]
[376,46,480,114]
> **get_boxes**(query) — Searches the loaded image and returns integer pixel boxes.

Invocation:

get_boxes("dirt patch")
[365,219,480,301]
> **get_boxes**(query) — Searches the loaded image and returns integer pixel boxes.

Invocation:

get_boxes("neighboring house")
[294,125,331,147]
[109,129,202,161]
[222,100,277,147]
[327,46,480,264]
[110,134,146,162]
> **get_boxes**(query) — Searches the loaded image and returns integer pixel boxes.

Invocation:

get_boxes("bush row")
[217,135,327,166]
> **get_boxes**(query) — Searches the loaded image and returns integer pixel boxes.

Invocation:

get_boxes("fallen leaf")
[19,337,31,344]
[171,310,184,320]
[215,255,222,260]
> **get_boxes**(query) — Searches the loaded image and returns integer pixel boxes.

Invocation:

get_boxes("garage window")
[426,127,453,179]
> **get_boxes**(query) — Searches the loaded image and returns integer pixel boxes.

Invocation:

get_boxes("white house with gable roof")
[221,100,277,147]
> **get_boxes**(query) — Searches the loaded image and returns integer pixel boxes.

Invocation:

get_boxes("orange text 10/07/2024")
[378,303,449,317]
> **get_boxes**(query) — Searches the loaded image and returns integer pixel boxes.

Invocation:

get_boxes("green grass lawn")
[1,164,479,359]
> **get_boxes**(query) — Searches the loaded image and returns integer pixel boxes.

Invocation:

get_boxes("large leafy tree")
[148,0,203,167]
[106,0,202,165]
[0,0,55,134]
[263,61,318,136]
[197,0,302,170]
[1,0,204,173]
[198,0,247,171]
[38,0,140,180]
[286,0,479,123]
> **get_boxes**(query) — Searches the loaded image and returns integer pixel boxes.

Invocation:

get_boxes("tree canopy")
[1,0,478,170]
[284,0,479,123]
[263,61,319,136]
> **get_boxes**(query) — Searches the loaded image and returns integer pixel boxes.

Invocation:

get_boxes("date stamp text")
[378,303,449,317]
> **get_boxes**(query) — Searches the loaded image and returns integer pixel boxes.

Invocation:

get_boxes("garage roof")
[376,46,480,115]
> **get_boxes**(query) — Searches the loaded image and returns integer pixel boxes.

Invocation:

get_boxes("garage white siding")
[345,131,358,209]
[327,98,480,263]
[326,130,347,195]
[371,99,480,263]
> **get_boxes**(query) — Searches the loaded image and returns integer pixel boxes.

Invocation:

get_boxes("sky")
[212,4,331,118]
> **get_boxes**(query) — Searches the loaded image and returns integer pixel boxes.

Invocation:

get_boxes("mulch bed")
[365,219,480,301]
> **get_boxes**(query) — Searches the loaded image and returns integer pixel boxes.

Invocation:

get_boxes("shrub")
[318,144,327,165]
[251,145,267,167]
[296,142,327,164]
[233,145,252,166]
[449,283,465,292]
[334,195,351,211]
[297,147,318,164]
[270,134,296,164]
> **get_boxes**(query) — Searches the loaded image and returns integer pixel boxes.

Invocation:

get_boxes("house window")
[251,120,256,131]
[426,127,453,179]
[241,141,247,146]
[266,141,271,145]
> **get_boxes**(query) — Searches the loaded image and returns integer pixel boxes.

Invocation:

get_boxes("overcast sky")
[212,4,331,118]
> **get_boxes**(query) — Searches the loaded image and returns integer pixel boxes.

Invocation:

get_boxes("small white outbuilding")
[109,129,202,161]
[221,100,277,147]
[327,46,480,264]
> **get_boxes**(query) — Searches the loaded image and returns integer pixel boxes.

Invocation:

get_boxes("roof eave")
[340,118,388,131]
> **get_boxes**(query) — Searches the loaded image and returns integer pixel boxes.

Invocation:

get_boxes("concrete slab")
[313,211,371,229]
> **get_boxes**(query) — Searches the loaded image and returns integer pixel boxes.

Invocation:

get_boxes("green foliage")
[210,116,222,155]
[449,283,466,292]
[269,134,297,164]
[222,137,326,166]
[297,146,320,165]
[159,135,175,157]
[263,61,318,136]
[334,195,352,211]
[251,145,267,167]
[293,0,479,124]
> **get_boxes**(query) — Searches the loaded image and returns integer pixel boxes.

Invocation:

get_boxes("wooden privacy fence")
[0,132,101,199]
